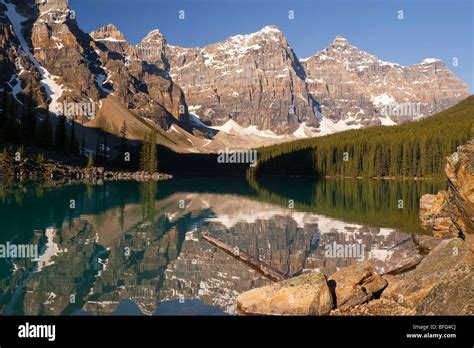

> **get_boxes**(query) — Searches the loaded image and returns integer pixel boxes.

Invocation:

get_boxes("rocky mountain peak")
[331,35,350,47]
[419,58,443,65]
[220,25,286,49]
[257,25,283,35]
[36,0,69,11]
[0,2,469,150]
[136,28,169,70]
[141,28,166,44]
[165,23,317,135]
[90,24,127,42]
[34,0,76,26]
[300,35,468,130]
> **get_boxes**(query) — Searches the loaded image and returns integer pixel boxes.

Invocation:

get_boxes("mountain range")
[0,0,469,154]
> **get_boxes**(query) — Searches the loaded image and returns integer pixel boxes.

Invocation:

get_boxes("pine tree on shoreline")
[139,130,158,173]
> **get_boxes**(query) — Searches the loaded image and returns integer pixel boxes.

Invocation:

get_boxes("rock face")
[90,24,189,129]
[0,1,469,149]
[382,238,473,315]
[420,140,474,237]
[235,262,388,316]
[26,0,104,115]
[236,272,333,315]
[165,25,318,135]
[1,0,188,130]
[0,0,49,109]
[328,263,387,310]
[302,36,469,131]
[166,31,468,136]
[237,237,472,316]
[330,298,416,316]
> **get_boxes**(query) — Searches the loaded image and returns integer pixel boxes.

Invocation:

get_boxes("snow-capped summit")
[0,0,469,154]
[91,24,127,43]
[219,24,286,50]
[300,36,468,130]
[257,25,283,35]
[141,29,167,44]
[331,35,350,47]
[421,58,443,64]
[166,24,317,135]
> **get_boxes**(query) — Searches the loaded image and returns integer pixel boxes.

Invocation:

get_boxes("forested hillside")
[250,96,474,178]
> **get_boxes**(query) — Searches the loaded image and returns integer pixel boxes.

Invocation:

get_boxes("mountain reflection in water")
[0,177,445,315]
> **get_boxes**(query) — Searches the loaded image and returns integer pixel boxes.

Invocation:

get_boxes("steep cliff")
[302,36,469,132]
[420,140,474,237]
[165,25,318,135]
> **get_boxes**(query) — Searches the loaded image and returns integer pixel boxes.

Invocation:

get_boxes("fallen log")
[382,257,424,276]
[202,234,290,282]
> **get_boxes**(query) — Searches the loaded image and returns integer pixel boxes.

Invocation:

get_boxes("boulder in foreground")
[328,263,387,310]
[382,238,473,315]
[330,298,416,316]
[237,272,333,315]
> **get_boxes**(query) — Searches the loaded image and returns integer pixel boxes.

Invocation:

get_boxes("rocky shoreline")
[237,140,474,316]
[237,236,473,316]
[0,155,172,182]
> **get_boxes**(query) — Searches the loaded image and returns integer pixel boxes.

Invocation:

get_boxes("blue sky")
[70,0,473,92]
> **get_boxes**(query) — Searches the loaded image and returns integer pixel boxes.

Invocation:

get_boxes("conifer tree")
[40,105,53,149]
[251,97,473,178]
[148,130,158,173]
[69,120,79,155]
[25,89,36,144]
[120,120,128,154]
[95,138,100,164]
[87,152,94,168]
[139,133,150,172]
[139,130,158,173]
[81,135,86,156]
[103,133,108,161]
[55,115,68,152]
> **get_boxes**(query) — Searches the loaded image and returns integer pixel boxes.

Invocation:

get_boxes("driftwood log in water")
[202,234,290,282]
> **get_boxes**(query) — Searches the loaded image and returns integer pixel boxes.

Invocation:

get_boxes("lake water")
[0,177,445,315]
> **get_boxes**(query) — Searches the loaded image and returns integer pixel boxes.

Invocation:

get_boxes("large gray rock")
[328,262,387,310]
[382,238,474,315]
[330,298,416,316]
[237,272,334,315]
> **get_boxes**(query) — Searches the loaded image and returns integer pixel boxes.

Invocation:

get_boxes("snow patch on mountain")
[3,0,64,113]
[293,122,318,138]
[94,37,126,43]
[318,117,362,136]
[36,228,67,272]
[421,58,442,64]
[211,119,285,139]
[378,59,401,67]
[371,93,396,106]
[95,73,113,94]
[7,74,23,104]
[379,116,397,126]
